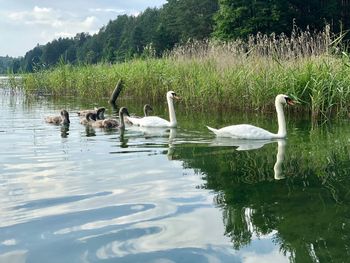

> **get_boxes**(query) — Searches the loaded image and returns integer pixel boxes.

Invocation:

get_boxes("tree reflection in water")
[173,136,350,263]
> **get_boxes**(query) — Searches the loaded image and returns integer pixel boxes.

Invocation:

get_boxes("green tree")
[13,0,220,70]
[288,0,341,30]
[213,0,292,40]
[100,15,132,62]
[11,58,21,74]
[0,56,15,74]
[22,45,43,72]
[213,0,345,40]
[157,0,218,51]
[81,37,102,64]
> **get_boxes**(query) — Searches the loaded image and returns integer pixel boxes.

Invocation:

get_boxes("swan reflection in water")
[211,138,286,180]
[138,127,175,139]
[141,127,177,159]
[130,126,177,160]
[273,139,286,180]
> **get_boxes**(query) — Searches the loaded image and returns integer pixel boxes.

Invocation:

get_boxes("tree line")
[4,0,350,73]
[0,56,15,74]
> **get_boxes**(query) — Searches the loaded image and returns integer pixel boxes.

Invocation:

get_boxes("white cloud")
[7,6,99,43]
[82,16,98,28]
[32,6,52,18]
[54,31,75,38]
[8,11,25,20]
[51,20,63,28]
[8,6,55,26]
[52,17,99,39]
[7,6,98,30]
[0,1,168,56]
[89,8,125,13]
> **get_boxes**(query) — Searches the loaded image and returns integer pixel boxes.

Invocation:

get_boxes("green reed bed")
[19,26,350,119]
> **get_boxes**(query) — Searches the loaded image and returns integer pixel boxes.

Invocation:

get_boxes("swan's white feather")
[207,94,292,140]
[127,116,173,127]
[127,91,178,128]
[207,124,277,139]
[126,116,142,126]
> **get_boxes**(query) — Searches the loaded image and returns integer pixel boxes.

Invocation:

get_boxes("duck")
[45,109,70,125]
[207,94,295,139]
[77,107,105,120]
[126,91,179,127]
[91,107,130,129]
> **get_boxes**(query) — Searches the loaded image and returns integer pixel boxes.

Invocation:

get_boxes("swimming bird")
[126,91,179,127]
[125,104,153,125]
[77,107,105,120]
[91,107,130,129]
[207,94,295,139]
[45,109,70,125]
[142,104,153,117]
[80,112,97,125]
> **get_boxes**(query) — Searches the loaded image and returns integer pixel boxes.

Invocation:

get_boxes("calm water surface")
[1,85,350,263]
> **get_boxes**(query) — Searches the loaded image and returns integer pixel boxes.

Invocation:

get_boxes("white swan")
[124,104,153,125]
[126,91,179,127]
[207,94,294,139]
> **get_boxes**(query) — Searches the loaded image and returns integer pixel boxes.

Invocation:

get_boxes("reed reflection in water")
[1,86,350,262]
[179,128,350,263]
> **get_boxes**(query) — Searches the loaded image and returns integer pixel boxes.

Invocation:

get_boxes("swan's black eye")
[172,92,176,97]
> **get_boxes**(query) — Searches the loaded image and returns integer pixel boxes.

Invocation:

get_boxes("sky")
[0,0,167,57]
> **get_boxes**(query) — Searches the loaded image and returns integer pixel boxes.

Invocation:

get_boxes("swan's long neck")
[167,97,177,127]
[275,100,286,138]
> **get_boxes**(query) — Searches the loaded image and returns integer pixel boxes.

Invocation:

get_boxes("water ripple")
[0,87,292,263]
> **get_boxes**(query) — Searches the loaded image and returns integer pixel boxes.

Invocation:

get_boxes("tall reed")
[18,25,350,119]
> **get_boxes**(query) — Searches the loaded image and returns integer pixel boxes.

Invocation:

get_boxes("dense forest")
[2,0,350,73]
[0,56,15,74]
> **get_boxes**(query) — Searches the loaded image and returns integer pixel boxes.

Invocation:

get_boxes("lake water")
[1,84,350,263]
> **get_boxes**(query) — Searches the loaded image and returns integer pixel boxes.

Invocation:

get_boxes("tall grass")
[18,25,350,119]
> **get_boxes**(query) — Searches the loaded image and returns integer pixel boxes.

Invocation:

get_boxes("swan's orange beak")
[286,97,295,105]
[174,95,181,100]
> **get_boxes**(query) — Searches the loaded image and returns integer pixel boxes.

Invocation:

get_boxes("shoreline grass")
[14,26,350,119]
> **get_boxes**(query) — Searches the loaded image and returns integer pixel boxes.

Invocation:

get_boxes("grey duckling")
[142,104,153,117]
[78,107,105,120]
[45,109,70,125]
[91,107,130,129]
[80,112,97,125]
[124,104,153,125]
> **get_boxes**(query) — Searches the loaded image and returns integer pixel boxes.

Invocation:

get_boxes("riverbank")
[13,27,350,119]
